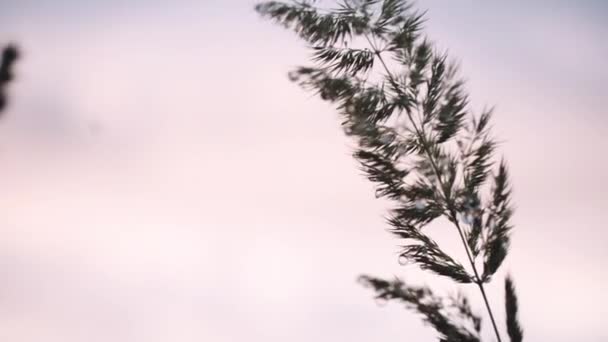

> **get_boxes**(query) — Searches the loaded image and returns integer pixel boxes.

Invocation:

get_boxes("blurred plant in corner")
[255,1,524,341]
[0,43,19,115]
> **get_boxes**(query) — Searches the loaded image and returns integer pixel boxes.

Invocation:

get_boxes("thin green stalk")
[452,213,502,342]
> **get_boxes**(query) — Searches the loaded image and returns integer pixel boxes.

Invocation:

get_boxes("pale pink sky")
[0,0,607,341]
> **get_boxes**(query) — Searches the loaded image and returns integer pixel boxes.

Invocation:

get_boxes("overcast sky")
[0,0,607,341]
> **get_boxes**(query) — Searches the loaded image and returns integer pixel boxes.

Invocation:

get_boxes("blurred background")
[0,0,606,341]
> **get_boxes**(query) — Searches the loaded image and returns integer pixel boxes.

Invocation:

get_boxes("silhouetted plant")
[0,43,19,114]
[256,1,523,341]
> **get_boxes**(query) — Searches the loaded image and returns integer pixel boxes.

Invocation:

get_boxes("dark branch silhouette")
[256,0,525,340]
[0,43,19,114]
